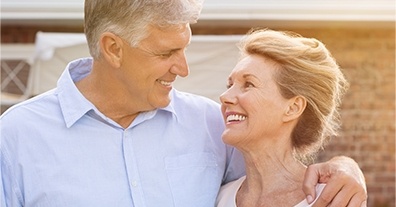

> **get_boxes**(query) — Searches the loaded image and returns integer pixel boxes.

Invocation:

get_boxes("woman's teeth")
[226,114,247,122]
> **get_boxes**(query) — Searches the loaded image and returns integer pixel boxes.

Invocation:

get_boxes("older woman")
[216,29,352,206]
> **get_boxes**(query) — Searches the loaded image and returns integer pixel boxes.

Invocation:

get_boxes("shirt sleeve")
[1,120,23,207]
[222,146,246,185]
[1,151,6,207]
[202,98,246,185]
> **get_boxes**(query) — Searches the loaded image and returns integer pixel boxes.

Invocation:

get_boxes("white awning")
[1,0,395,27]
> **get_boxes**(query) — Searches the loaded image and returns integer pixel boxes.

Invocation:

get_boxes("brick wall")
[1,25,84,43]
[294,28,395,207]
[2,24,395,207]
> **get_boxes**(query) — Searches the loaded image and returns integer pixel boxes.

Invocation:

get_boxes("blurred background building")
[1,0,395,206]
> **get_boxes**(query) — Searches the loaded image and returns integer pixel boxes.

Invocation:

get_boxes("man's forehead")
[141,24,191,49]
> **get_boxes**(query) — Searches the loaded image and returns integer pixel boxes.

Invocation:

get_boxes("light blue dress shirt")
[0,58,245,207]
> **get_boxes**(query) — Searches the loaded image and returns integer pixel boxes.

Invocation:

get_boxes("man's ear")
[99,32,123,68]
[283,95,307,122]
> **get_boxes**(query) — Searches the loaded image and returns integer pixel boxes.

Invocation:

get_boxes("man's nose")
[171,50,189,77]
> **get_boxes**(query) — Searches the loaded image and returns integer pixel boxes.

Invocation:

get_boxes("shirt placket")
[122,129,146,207]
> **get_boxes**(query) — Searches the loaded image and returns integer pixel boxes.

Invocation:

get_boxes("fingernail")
[307,195,314,203]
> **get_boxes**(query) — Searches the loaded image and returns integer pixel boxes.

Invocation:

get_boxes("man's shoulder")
[1,90,58,123]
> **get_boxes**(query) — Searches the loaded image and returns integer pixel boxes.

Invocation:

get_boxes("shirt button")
[131,181,138,187]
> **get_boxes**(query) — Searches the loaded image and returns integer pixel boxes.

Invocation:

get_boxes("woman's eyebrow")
[242,74,259,80]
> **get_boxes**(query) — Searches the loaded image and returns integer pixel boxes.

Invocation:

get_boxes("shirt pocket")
[165,152,222,207]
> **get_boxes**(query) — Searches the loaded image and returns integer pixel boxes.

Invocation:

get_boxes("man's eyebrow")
[152,41,190,54]
[169,42,191,52]
[158,47,186,54]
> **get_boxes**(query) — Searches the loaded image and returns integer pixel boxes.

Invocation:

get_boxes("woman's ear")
[99,32,123,68]
[283,95,307,122]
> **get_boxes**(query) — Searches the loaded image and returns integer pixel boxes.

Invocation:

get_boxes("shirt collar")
[131,90,179,126]
[160,90,177,115]
[57,58,96,128]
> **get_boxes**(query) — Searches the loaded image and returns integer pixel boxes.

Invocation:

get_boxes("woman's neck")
[236,141,307,207]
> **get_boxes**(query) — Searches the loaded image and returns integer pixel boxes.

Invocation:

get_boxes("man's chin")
[154,97,171,109]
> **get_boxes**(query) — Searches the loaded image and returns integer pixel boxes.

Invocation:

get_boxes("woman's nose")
[219,87,237,105]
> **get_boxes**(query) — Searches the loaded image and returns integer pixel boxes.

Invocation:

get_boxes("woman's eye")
[245,82,254,88]
[226,83,233,89]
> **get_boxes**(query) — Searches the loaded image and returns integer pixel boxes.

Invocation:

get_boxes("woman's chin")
[221,131,239,146]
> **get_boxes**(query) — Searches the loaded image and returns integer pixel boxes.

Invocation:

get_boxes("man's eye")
[157,52,173,58]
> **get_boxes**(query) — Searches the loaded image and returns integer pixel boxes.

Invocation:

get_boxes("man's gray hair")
[84,0,204,58]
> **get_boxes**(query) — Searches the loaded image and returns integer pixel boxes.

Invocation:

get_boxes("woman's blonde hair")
[239,28,349,163]
[84,0,203,58]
